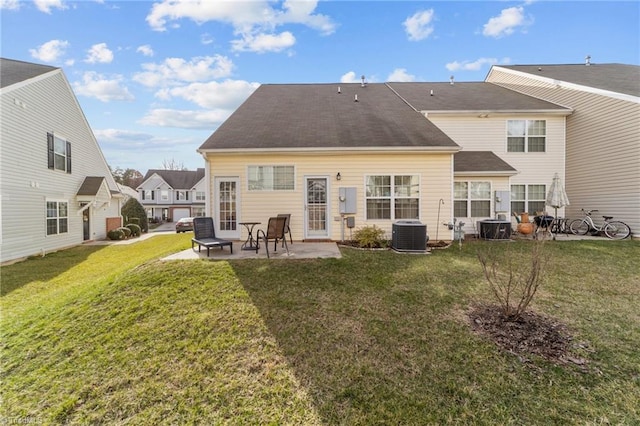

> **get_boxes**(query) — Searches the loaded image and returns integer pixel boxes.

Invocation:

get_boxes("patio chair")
[257,216,289,259]
[277,213,293,246]
[191,217,233,256]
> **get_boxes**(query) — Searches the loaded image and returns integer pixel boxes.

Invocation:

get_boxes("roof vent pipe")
[361,75,366,87]
[585,55,591,66]
[430,89,434,96]
[354,94,358,102]
[449,75,455,85]
[338,86,341,94]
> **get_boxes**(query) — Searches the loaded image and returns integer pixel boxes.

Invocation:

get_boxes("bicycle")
[569,209,631,240]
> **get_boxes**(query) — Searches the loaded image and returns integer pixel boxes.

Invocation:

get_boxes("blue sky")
[2,1,639,174]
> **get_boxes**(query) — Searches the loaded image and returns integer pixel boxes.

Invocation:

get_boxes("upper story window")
[176,190,189,201]
[365,175,419,220]
[454,181,491,217]
[46,200,68,235]
[142,190,154,200]
[195,191,205,201]
[47,133,71,173]
[248,166,294,191]
[160,190,169,201]
[507,120,546,152]
[511,184,546,215]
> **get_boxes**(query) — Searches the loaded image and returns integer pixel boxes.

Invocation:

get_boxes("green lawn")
[1,236,639,424]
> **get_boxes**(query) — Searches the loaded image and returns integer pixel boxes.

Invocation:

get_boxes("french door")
[305,177,329,239]
[214,177,240,239]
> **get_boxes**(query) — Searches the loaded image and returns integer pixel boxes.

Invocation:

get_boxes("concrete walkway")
[163,241,342,261]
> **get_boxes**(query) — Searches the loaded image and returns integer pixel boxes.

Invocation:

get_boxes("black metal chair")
[191,217,233,256]
[277,213,293,246]
[257,216,289,258]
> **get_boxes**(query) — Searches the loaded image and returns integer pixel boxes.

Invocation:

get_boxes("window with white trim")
[507,120,546,152]
[160,190,169,201]
[47,133,71,173]
[176,190,189,200]
[248,166,294,190]
[192,207,206,217]
[366,175,419,220]
[142,190,154,201]
[46,201,68,235]
[195,191,205,201]
[511,184,546,215]
[454,181,491,217]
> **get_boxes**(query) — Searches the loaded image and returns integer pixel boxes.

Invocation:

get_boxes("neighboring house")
[137,168,206,222]
[0,58,122,264]
[197,82,571,242]
[117,184,139,203]
[486,62,640,236]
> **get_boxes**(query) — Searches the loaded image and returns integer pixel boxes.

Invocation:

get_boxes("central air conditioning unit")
[392,220,428,252]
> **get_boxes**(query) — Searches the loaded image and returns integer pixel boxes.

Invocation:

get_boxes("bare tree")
[161,158,188,171]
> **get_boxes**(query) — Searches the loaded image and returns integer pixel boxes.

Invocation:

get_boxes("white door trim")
[304,176,330,239]
[214,177,241,239]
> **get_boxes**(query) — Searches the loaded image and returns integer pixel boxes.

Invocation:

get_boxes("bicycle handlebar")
[581,208,599,215]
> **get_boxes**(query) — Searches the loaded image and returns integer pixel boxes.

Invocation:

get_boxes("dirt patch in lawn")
[468,304,590,370]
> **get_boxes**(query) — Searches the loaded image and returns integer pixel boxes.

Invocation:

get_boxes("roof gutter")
[197,146,462,155]
[424,109,573,117]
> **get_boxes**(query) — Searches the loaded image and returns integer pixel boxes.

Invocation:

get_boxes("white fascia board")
[197,146,462,155]
[423,109,573,117]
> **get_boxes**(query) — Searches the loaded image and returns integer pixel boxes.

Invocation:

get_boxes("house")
[197,81,571,241]
[486,62,640,235]
[0,58,122,264]
[137,168,206,222]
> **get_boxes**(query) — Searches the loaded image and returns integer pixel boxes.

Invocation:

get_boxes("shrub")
[107,229,125,240]
[121,198,148,233]
[118,226,132,238]
[126,223,141,237]
[353,225,387,249]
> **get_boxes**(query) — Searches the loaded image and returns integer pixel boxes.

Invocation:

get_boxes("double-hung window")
[195,191,205,201]
[176,190,189,201]
[46,201,68,235]
[454,181,491,217]
[248,166,294,190]
[142,190,154,200]
[507,120,546,152]
[365,175,419,220]
[47,133,71,173]
[511,184,546,215]
[160,190,169,201]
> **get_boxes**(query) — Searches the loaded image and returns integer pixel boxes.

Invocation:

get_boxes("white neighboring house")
[1,58,122,264]
[137,168,206,222]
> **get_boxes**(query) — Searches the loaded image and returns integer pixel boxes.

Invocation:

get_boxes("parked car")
[175,217,194,233]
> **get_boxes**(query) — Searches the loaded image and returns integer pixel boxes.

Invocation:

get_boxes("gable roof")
[199,83,460,152]
[454,151,517,175]
[0,57,57,89]
[387,82,571,113]
[496,64,640,98]
[77,176,106,196]
[140,168,205,190]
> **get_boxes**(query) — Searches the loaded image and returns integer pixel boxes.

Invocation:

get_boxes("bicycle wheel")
[604,221,631,240]
[570,219,590,235]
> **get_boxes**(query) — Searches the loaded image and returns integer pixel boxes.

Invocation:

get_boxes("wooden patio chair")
[257,216,289,258]
[192,217,233,256]
[277,213,293,246]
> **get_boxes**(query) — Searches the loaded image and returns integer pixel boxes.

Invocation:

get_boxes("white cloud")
[133,55,234,88]
[34,0,66,14]
[139,109,230,129]
[158,79,259,109]
[29,39,69,63]
[145,0,335,53]
[0,0,20,10]
[85,43,114,64]
[94,129,154,143]
[73,71,134,102]
[231,31,295,53]
[446,57,511,72]
[483,6,530,38]
[200,33,214,45]
[404,9,435,41]
[387,68,416,82]
[340,71,359,83]
[136,44,154,57]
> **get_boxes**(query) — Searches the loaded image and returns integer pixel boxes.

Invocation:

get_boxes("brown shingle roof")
[387,82,570,112]
[454,151,517,174]
[77,177,105,196]
[199,83,459,151]
[498,64,640,98]
[1,58,57,89]
[141,168,205,189]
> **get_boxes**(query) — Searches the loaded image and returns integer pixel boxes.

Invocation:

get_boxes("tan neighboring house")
[0,58,122,264]
[487,62,640,237]
[137,168,206,222]
[197,81,571,241]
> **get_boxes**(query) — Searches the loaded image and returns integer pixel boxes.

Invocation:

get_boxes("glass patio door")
[305,177,329,238]
[215,177,240,239]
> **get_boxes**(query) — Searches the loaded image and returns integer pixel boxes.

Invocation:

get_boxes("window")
[195,191,205,201]
[507,120,546,152]
[160,190,169,201]
[366,175,419,220]
[142,190,154,201]
[511,184,546,215]
[248,166,294,190]
[176,190,189,201]
[192,207,206,217]
[454,181,491,217]
[46,201,68,235]
[47,133,71,173]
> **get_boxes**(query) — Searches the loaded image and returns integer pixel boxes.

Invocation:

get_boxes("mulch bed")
[468,304,590,370]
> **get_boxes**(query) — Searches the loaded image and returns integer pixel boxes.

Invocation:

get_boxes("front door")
[82,205,90,240]
[215,177,240,239]
[305,177,329,239]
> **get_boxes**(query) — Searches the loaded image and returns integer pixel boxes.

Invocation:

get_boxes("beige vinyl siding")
[205,152,453,241]
[488,67,640,236]
[454,175,511,235]
[1,70,119,263]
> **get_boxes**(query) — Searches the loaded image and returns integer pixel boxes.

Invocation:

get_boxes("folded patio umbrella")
[546,172,570,239]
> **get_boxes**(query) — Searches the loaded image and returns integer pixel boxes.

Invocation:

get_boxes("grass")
[1,236,639,424]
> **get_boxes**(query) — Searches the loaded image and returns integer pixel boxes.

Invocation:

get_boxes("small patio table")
[239,222,261,251]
